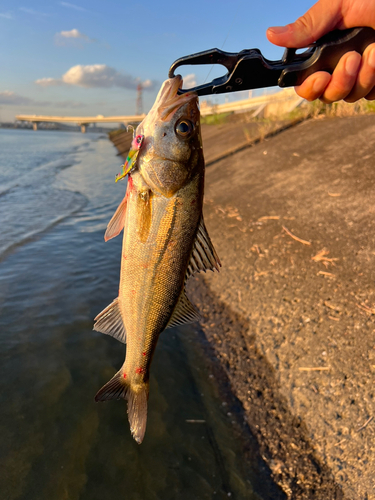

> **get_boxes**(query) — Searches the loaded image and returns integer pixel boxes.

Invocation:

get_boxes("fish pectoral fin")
[187,216,221,277]
[166,291,200,329]
[93,297,127,343]
[95,371,149,445]
[104,196,127,242]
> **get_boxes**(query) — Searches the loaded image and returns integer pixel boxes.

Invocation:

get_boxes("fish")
[93,75,220,444]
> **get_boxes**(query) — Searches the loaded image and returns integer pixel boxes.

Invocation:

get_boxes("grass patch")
[288,99,375,121]
[201,112,232,125]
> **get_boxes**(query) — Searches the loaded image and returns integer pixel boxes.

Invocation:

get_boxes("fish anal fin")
[95,370,149,444]
[187,216,221,278]
[166,291,200,329]
[104,196,127,242]
[95,370,128,401]
[93,298,126,343]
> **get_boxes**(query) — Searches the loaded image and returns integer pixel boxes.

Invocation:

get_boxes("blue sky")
[0,0,315,122]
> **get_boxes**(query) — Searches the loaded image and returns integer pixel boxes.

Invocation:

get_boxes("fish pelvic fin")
[104,196,127,242]
[93,298,127,343]
[95,371,149,444]
[187,216,221,278]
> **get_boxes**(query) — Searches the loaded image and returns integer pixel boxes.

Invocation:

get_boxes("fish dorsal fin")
[93,298,127,343]
[104,196,127,242]
[166,291,200,329]
[187,217,221,277]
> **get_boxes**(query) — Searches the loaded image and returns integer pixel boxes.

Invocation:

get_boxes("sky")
[0,0,316,122]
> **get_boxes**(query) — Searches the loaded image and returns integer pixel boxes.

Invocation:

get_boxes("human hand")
[266,0,375,102]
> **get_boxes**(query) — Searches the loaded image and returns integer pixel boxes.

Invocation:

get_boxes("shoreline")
[187,276,344,499]
[109,113,375,499]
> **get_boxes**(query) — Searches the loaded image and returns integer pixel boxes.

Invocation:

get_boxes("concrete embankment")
[110,114,375,500]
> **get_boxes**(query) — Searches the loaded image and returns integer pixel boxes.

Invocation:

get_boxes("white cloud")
[60,2,86,12]
[36,64,156,91]
[183,74,197,89]
[35,77,61,87]
[0,13,13,19]
[54,28,94,46]
[60,28,88,39]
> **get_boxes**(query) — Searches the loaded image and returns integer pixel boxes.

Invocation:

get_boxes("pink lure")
[115,134,144,183]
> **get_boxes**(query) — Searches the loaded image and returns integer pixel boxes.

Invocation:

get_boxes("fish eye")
[175,119,194,138]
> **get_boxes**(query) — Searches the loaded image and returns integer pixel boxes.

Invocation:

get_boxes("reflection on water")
[0,130,268,500]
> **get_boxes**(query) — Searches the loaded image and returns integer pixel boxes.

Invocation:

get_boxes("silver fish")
[94,76,220,443]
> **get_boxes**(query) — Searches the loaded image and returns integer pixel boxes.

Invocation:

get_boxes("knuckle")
[294,13,315,36]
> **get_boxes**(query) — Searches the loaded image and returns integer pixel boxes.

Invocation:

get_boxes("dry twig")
[356,303,375,315]
[258,215,280,221]
[317,271,336,278]
[334,438,347,447]
[251,244,261,254]
[357,416,373,432]
[324,301,341,311]
[312,248,339,267]
[282,226,311,246]
[298,366,330,371]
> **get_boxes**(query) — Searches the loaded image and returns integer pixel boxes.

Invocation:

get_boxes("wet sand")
[111,114,375,500]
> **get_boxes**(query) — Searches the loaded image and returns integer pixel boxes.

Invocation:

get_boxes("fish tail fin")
[95,371,149,444]
[127,384,148,444]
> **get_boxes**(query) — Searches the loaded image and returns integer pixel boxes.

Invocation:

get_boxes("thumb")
[266,0,343,48]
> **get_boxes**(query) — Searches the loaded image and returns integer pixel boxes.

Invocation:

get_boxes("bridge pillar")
[80,124,87,133]
[32,122,38,131]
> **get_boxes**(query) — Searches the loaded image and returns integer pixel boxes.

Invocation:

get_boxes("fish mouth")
[136,76,198,139]
[154,75,198,122]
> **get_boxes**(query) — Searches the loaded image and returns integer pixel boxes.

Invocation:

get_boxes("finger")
[365,87,375,100]
[295,72,331,101]
[319,51,361,103]
[266,0,342,48]
[344,43,375,102]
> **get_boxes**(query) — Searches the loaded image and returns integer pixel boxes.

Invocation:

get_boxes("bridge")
[15,114,146,133]
[15,89,303,133]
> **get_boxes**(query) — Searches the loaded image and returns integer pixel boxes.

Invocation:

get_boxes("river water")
[0,129,268,500]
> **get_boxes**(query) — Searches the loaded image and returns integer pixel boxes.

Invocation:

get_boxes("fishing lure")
[115,133,144,182]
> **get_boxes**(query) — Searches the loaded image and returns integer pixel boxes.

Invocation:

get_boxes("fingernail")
[267,26,288,35]
[345,53,360,76]
[368,47,375,69]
